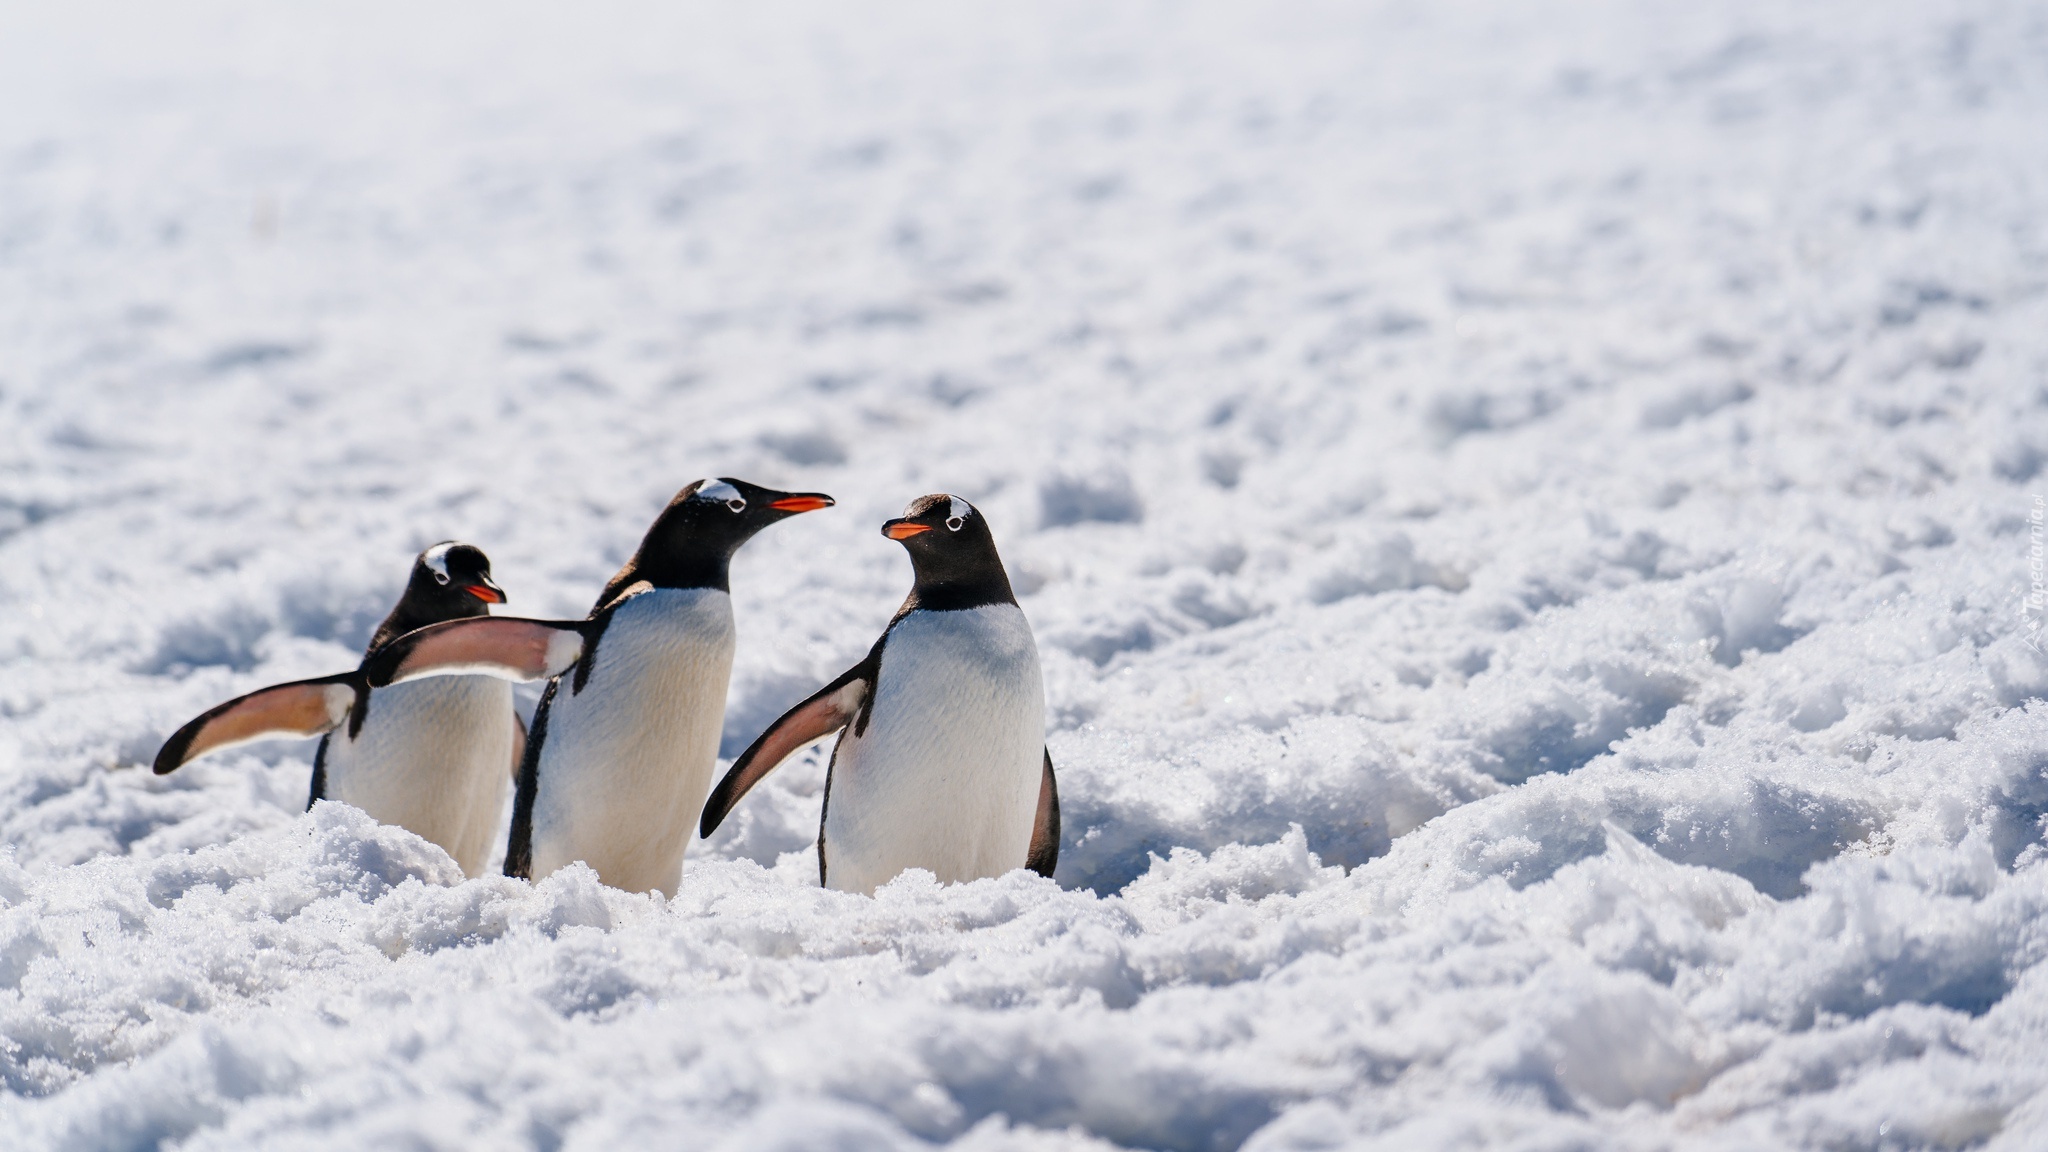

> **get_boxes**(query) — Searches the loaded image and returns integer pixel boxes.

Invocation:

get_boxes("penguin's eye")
[697,480,746,512]
[433,571,451,586]
[946,515,965,531]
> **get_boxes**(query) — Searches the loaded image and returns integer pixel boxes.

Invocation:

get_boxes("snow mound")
[5,0,2048,1146]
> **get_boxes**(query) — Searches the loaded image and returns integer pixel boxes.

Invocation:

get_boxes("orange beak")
[462,584,505,604]
[769,494,835,513]
[883,520,932,540]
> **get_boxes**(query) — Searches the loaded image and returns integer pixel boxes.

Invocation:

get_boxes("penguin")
[699,494,1058,895]
[154,543,520,877]
[362,479,835,897]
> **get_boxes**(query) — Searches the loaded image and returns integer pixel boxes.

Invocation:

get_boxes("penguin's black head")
[368,542,505,654]
[414,542,506,606]
[614,478,835,597]
[883,494,1016,611]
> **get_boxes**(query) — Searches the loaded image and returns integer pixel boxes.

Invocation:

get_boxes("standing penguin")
[699,494,1058,894]
[363,479,834,897]
[154,543,519,877]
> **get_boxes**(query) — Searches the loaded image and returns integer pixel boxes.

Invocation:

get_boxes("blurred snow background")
[4,0,2048,1147]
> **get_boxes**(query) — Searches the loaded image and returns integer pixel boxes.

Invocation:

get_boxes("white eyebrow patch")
[948,496,971,522]
[697,480,743,504]
[423,542,455,584]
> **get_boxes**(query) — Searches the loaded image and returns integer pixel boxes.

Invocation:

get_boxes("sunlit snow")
[3,1,2047,1148]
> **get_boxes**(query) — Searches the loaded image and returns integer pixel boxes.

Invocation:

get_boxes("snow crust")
[4,0,2048,1146]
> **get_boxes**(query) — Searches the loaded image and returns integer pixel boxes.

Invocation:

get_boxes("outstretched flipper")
[154,673,361,775]
[1026,748,1060,878]
[700,651,878,838]
[364,616,588,689]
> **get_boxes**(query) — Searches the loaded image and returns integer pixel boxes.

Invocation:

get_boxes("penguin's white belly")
[823,604,1044,895]
[323,675,515,878]
[529,587,734,897]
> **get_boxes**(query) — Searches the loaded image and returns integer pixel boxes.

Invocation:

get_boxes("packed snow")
[4,0,2048,1147]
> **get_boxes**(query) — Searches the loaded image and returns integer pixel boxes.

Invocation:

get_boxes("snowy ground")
[3,0,2048,1147]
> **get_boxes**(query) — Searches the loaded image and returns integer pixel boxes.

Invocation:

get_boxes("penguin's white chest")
[823,604,1044,895]
[322,675,515,878]
[529,587,734,896]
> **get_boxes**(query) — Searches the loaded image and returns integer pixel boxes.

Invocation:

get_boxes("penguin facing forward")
[155,543,520,877]
[700,494,1058,895]
[363,479,834,897]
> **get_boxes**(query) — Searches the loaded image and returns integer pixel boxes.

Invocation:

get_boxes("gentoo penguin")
[699,494,1058,894]
[363,479,834,897]
[154,543,520,877]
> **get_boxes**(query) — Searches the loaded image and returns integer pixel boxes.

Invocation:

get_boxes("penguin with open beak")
[154,543,519,877]
[700,494,1057,894]
[364,479,834,897]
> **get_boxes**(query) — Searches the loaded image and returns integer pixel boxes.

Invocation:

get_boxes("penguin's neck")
[366,593,487,655]
[638,553,730,593]
[594,552,728,612]
[899,569,1015,615]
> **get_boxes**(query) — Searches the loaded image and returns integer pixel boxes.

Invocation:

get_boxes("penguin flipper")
[154,673,359,775]
[364,617,587,688]
[510,711,528,781]
[307,733,331,809]
[701,668,871,838]
[1026,747,1060,879]
[504,679,555,880]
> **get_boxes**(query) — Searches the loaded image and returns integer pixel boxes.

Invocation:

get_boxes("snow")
[3,0,2048,1146]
